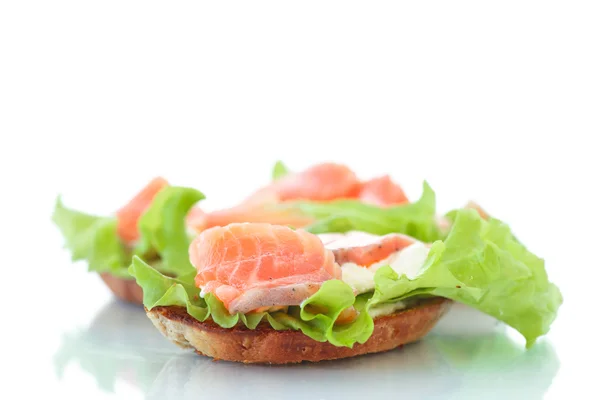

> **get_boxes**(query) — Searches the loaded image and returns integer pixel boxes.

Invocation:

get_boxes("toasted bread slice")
[100,273,144,305]
[146,297,451,364]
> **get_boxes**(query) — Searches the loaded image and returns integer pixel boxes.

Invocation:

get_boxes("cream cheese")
[338,241,430,294]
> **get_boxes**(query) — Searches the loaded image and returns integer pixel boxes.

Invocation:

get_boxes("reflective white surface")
[54,300,177,395]
[47,295,562,400]
[146,329,558,400]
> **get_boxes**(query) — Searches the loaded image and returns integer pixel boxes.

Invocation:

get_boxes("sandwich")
[52,177,205,304]
[53,162,561,364]
[126,175,562,364]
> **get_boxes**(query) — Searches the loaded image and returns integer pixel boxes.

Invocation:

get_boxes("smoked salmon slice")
[190,223,342,314]
[189,163,361,232]
[358,175,409,206]
[196,204,315,231]
[243,162,362,205]
[187,163,411,233]
[327,233,417,267]
[189,203,315,232]
[116,177,169,243]
[318,231,429,296]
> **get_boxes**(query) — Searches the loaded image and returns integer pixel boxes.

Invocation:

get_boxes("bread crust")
[147,297,451,364]
[100,273,144,305]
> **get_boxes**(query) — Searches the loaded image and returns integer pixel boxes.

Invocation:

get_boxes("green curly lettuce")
[52,197,130,278]
[283,181,443,242]
[367,209,562,347]
[52,186,204,278]
[133,186,204,277]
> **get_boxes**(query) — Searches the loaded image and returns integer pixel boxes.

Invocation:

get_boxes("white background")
[1,1,599,399]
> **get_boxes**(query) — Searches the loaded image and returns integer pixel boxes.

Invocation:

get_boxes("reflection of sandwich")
[129,190,562,363]
[54,300,176,393]
[52,178,205,304]
[146,332,558,400]
[429,335,559,399]
[147,340,457,400]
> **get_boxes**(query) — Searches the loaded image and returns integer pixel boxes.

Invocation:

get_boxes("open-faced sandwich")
[128,163,561,364]
[52,178,205,304]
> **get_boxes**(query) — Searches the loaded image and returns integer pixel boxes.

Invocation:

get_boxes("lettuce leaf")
[285,181,443,242]
[53,186,204,279]
[367,209,562,347]
[271,160,290,180]
[134,186,205,277]
[52,197,129,278]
